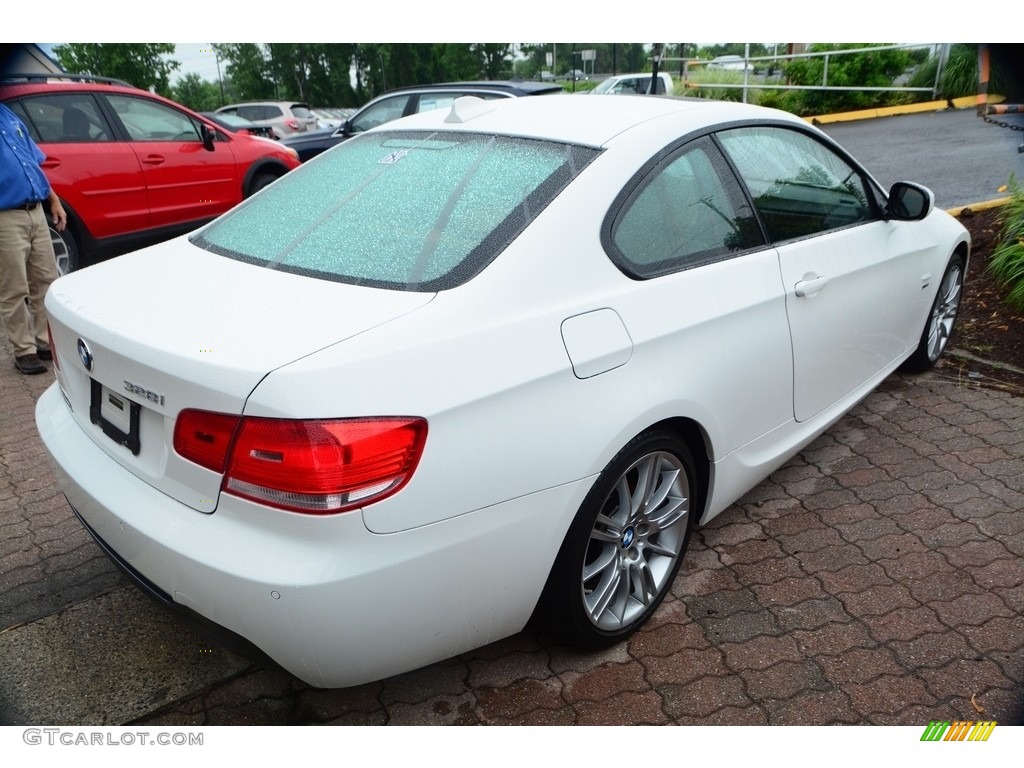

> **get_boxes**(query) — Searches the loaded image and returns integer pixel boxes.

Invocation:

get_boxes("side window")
[609,137,765,277]
[716,126,874,242]
[106,95,201,142]
[415,94,459,114]
[236,106,260,121]
[8,94,113,143]
[349,96,411,133]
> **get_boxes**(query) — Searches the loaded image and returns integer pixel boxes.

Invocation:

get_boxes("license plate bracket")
[90,379,142,455]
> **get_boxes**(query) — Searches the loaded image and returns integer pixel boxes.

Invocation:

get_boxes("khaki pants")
[0,205,59,357]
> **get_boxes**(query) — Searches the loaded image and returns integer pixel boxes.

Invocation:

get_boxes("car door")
[716,125,924,423]
[605,136,794,454]
[104,94,240,229]
[7,93,150,239]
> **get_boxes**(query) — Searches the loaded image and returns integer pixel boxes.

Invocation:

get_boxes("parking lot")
[2,326,1022,724]
[1,103,1023,727]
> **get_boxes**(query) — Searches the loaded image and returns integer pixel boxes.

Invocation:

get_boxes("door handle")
[141,155,166,166]
[794,274,829,297]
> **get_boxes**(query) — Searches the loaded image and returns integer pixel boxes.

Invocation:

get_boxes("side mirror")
[200,123,217,152]
[886,181,933,221]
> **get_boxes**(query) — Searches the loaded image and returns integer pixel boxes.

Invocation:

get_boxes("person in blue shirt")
[0,102,67,374]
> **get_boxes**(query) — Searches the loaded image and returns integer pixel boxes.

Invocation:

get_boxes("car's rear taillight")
[285,119,300,131]
[47,322,59,371]
[174,412,427,514]
[174,410,242,472]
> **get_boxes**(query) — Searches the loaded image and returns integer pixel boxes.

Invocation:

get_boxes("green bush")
[780,44,912,116]
[683,69,747,102]
[989,175,1024,312]
[909,44,977,100]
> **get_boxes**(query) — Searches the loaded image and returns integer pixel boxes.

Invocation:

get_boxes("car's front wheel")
[902,253,965,372]
[247,173,279,196]
[533,429,697,647]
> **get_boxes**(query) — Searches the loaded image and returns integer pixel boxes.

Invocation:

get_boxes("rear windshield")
[193,130,599,290]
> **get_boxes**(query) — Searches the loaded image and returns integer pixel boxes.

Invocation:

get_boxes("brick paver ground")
[2,326,1022,725]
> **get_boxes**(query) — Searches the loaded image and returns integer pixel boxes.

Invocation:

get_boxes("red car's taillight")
[174,411,427,514]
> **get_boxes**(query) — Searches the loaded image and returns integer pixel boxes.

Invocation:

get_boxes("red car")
[1,74,301,273]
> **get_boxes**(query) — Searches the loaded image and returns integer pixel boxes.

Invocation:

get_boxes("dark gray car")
[282,81,563,162]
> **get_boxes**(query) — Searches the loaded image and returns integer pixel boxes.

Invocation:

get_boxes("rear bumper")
[68,500,276,668]
[36,383,585,688]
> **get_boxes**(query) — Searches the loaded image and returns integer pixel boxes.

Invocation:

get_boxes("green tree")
[213,43,275,101]
[472,44,512,79]
[303,44,359,107]
[52,43,178,95]
[352,44,494,100]
[171,73,222,112]
[520,43,649,78]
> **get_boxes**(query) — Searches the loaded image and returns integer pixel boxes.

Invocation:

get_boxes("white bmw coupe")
[37,95,969,688]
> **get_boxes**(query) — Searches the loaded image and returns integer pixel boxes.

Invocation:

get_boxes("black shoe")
[14,354,47,375]
[37,347,52,361]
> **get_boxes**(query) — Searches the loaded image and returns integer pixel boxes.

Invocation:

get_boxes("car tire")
[532,428,697,648]
[901,253,965,373]
[247,173,278,196]
[48,219,80,276]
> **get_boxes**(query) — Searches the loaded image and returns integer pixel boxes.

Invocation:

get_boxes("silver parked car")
[216,101,318,139]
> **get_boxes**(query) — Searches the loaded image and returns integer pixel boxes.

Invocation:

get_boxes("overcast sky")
[29,2,981,86]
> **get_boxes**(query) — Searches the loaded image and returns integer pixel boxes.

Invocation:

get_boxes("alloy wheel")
[926,261,963,361]
[581,450,691,631]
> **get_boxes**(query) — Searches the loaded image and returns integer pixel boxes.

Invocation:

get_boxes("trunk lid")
[45,236,435,513]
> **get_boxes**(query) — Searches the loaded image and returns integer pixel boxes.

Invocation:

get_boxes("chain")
[981,112,1024,132]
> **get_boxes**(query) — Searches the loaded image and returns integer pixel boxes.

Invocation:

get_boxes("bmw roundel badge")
[77,338,93,371]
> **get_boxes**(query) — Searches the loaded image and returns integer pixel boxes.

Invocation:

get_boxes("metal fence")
[659,44,950,105]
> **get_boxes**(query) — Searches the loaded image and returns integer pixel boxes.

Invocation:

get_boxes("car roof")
[0,77,143,99]
[379,80,563,97]
[218,101,311,109]
[0,77,210,118]
[374,93,801,148]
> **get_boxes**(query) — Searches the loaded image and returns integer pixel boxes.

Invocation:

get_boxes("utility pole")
[214,46,225,106]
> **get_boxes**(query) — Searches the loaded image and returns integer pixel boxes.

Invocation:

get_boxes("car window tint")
[610,137,764,276]
[290,105,313,118]
[7,94,113,143]
[107,95,201,142]
[716,126,873,242]
[349,96,411,133]
[194,131,600,291]
[416,95,460,114]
